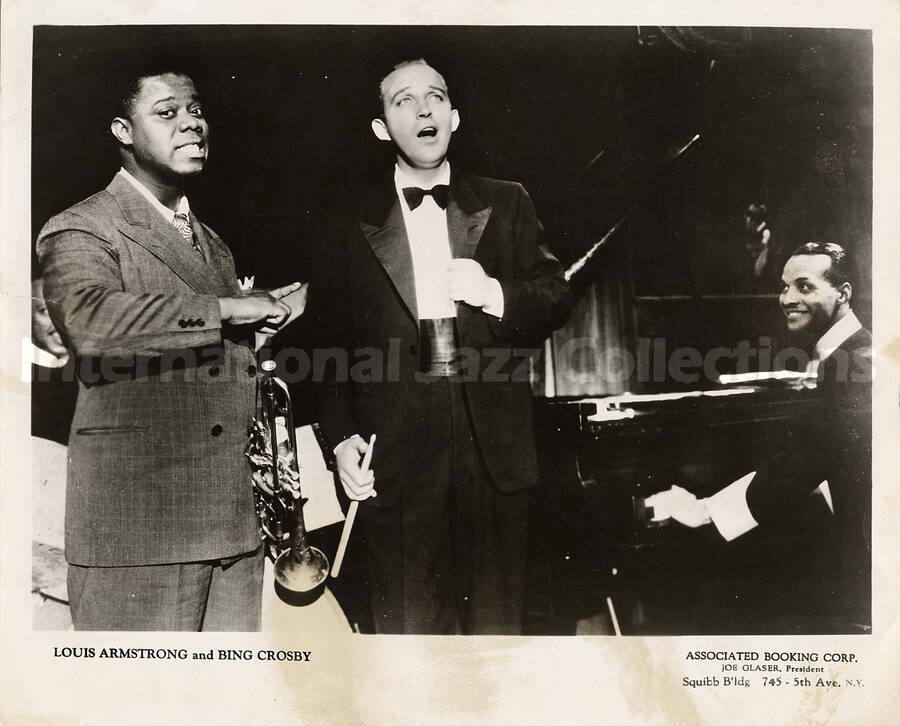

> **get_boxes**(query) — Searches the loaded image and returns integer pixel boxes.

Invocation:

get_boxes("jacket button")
[409,344,417,354]
[197,319,205,327]
[209,366,220,377]
[178,320,187,328]
[247,364,257,377]
[211,424,223,437]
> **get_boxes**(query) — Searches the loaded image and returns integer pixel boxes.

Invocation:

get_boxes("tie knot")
[403,184,449,211]
[172,212,204,258]
[172,212,193,237]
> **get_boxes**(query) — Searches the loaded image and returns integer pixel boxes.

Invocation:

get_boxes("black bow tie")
[402,184,450,210]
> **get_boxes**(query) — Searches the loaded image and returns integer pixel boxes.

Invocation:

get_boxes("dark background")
[29,25,875,635]
[32,26,872,305]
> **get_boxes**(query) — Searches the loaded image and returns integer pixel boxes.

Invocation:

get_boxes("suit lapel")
[448,173,492,260]
[358,174,494,323]
[107,175,224,294]
[359,183,418,322]
[191,214,240,294]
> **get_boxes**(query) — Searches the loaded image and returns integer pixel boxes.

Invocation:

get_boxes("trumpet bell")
[273,545,330,606]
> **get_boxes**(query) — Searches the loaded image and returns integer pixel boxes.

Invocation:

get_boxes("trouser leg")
[201,547,265,632]
[449,382,529,635]
[67,547,264,631]
[358,448,458,635]
[356,379,530,635]
[68,561,211,631]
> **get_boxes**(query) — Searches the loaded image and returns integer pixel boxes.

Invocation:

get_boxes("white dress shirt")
[118,167,191,223]
[393,163,503,319]
[705,311,862,540]
[803,311,863,379]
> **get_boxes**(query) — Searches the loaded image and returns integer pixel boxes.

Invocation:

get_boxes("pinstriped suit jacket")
[37,174,260,566]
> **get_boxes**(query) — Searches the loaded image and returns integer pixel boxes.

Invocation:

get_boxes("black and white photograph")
[3,1,898,724]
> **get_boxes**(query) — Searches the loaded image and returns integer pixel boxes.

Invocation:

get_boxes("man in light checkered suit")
[36,62,303,630]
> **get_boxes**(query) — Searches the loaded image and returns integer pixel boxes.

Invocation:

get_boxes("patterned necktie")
[173,212,204,258]
[402,184,450,210]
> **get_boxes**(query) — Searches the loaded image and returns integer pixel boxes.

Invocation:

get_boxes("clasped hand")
[220,281,307,332]
[446,259,495,308]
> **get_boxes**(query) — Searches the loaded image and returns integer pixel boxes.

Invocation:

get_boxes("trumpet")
[246,359,330,606]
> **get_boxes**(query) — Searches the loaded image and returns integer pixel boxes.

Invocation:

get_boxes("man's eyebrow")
[428,85,447,94]
[150,95,202,107]
[784,276,815,287]
[389,86,411,103]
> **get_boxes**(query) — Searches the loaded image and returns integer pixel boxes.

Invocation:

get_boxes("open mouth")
[176,141,206,153]
[417,127,438,138]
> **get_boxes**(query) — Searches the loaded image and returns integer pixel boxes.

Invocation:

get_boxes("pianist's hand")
[666,485,712,528]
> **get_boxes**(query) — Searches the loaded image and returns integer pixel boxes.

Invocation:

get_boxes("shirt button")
[209,366,220,377]
[211,424,223,437]
[197,320,205,327]
[178,320,187,328]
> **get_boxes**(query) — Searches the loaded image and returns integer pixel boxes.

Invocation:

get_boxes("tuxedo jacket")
[746,326,873,620]
[36,174,260,567]
[314,172,571,507]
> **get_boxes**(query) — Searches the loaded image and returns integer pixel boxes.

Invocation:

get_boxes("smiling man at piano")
[648,242,872,632]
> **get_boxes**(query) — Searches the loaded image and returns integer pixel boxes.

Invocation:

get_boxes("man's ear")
[110,117,133,146]
[837,281,852,307]
[371,117,391,142]
[450,109,460,133]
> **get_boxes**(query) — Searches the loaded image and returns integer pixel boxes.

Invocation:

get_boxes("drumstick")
[606,596,622,636]
[331,434,375,578]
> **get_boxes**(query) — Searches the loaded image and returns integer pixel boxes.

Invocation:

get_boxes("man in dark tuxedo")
[315,59,571,634]
[651,242,872,631]
[36,63,305,630]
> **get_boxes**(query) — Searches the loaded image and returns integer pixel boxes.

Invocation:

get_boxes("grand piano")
[524,29,871,634]
[531,383,839,635]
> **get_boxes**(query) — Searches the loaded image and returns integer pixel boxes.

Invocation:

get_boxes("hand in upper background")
[742,203,778,278]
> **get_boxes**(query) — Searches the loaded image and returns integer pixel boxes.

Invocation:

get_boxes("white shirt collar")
[393,161,451,212]
[118,167,190,224]
[814,310,862,361]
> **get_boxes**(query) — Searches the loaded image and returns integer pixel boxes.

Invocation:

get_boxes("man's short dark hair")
[788,242,856,290]
[110,55,199,120]
[376,58,449,115]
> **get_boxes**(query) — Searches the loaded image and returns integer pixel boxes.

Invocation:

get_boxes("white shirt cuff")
[703,471,759,541]
[481,277,504,319]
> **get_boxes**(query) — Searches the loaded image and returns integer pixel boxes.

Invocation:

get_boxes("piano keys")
[531,384,842,634]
